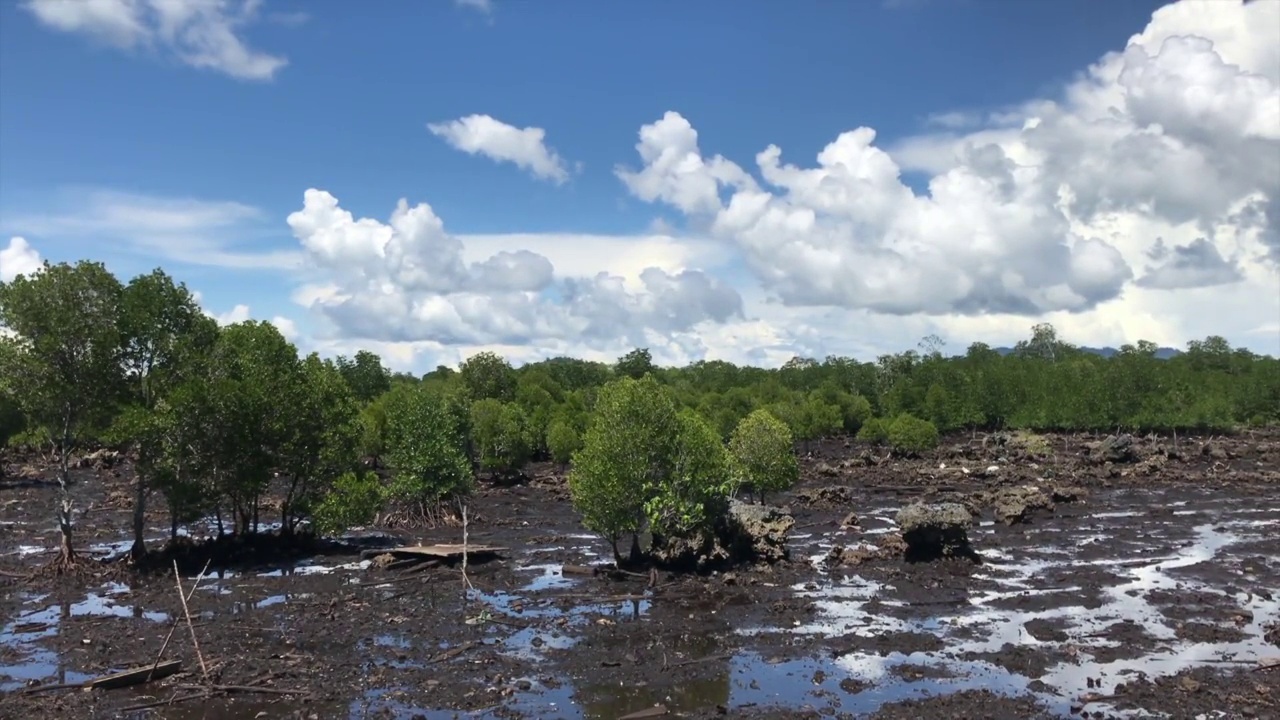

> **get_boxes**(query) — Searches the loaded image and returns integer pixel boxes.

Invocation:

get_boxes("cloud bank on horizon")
[3,0,1278,371]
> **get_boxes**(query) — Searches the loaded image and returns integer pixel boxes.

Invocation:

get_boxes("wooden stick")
[149,559,210,681]
[461,500,473,594]
[119,691,209,713]
[173,559,209,684]
[175,683,310,696]
[85,660,182,690]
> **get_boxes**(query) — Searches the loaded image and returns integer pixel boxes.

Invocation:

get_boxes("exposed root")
[35,549,92,579]
[379,500,468,530]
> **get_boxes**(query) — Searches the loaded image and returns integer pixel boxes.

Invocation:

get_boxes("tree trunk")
[130,471,147,561]
[56,421,76,565]
[627,534,643,566]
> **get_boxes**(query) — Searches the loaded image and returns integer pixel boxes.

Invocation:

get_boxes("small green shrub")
[887,414,939,456]
[470,399,531,475]
[857,417,889,444]
[545,417,582,466]
[313,471,384,535]
[383,384,473,504]
[728,409,798,503]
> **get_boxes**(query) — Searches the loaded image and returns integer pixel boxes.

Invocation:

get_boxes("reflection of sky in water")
[517,562,580,592]
[741,510,1280,718]
[0,583,170,691]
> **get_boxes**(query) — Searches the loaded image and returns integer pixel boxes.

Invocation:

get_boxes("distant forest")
[3,262,1278,559]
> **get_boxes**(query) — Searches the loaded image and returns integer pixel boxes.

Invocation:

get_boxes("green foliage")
[0,394,23,449]
[312,471,385,536]
[359,391,391,458]
[769,396,842,447]
[203,322,302,531]
[646,410,732,538]
[887,414,940,456]
[810,381,873,432]
[0,339,24,448]
[545,417,582,466]
[568,376,679,559]
[470,399,532,475]
[0,261,126,454]
[856,417,889,444]
[514,371,562,456]
[280,354,363,529]
[460,351,516,402]
[119,269,209,406]
[616,347,656,380]
[728,409,798,502]
[383,383,473,504]
[0,260,126,557]
[336,350,392,403]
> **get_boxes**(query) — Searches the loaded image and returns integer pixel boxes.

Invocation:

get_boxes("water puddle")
[0,583,171,691]
[741,512,1280,717]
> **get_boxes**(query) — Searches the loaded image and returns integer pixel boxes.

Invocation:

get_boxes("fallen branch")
[85,661,182,690]
[173,559,210,684]
[119,691,208,713]
[149,559,210,681]
[16,681,84,695]
[428,641,477,664]
[175,683,310,696]
[666,652,732,670]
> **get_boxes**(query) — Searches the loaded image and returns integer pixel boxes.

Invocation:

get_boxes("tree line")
[2,261,1277,569]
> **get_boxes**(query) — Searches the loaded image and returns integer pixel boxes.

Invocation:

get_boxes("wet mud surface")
[2,432,1279,719]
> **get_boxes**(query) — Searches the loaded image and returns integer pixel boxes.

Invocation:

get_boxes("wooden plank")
[361,544,506,560]
[84,660,182,690]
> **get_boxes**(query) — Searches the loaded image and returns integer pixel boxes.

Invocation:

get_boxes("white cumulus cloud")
[428,115,571,184]
[23,0,288,81]
[0,237,43,283]
[614,0,1279,355]
[285,189,742,352]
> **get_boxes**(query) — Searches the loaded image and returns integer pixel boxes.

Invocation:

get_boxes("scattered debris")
[618,705,670,719]
[1092,434,1139,464]
[793,485,856,508]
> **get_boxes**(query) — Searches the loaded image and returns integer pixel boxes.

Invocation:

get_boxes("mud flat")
[2,431,1278,719]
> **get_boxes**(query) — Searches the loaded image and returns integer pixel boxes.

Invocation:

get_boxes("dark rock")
[992,485,1054,525]
[895,502,977,562]
[794,485,857,508]
[650,500,794,570]
[1093,434,1139,464]
[1051,485,1088,503]
[728,500,794,563]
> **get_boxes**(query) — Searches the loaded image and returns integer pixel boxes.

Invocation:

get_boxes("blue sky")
[1,0,1276,370]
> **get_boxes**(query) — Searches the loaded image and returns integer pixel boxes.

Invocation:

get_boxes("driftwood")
[360,544,506,563]
[18,660,183,695]
[85,661,182,690]
[618,706,670,719]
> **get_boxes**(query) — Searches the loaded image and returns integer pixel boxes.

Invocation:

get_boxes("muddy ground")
[2,431,1279,719]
